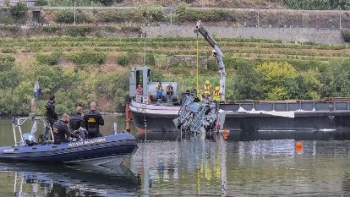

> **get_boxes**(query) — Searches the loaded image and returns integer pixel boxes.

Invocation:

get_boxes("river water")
[0,115,350,196]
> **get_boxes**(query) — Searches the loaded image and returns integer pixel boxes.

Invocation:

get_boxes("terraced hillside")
[0,35,350,115]
[0,36,348,72]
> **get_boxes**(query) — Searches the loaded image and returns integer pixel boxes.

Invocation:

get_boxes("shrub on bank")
[42,26,62,34]
[69,51,106,65]
[96,6,165,23]
[140,5,166,22]
[121,26,142,33]
[0,55,15,71]
[0,25,20,34]
[54,10,92,24]
[65,26,94,37]
[341,29,350,43]
[10,3,27,21]
[175,3,236,22]
[97,10,136,23]
[0,8,15,24]
[35,0,48,6]
[36,52,61,65]
[117,54,129,66]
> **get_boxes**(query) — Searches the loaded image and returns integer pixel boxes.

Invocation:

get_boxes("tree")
[295,69,322,99]
[321,58,350,97]
[35,0,48,6]
[10,3,27,20]
[99,0,114,6]
[255,62,297,100]
[234,63,262,100]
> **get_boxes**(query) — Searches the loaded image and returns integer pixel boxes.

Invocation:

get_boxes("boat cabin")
[129,66,179,104]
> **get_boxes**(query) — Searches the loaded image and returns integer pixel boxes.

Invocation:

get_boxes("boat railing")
[135,95,149,104]
[11,114,54,146]
[220,100,350,112]
[134,94,180,106]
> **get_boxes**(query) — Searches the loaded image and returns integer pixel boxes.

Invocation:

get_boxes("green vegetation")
[280,0,350,10]
[0,36,350,116]
[69,51,106,65]
[10,3,27,20]
[36,52,61,65]
[341,29,350,43]
[1,3,349,30]
[175,3,236,22]
[0,1,349,116]
[2,0,348,10]
[35,0,48,6]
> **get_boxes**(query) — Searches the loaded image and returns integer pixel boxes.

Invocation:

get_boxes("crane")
[173,21,228,136]
[195,20,226,102]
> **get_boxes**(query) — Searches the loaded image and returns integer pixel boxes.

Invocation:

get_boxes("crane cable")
[196,31,199,98]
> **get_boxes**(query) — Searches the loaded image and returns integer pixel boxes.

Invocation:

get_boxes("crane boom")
[195,20,226,102]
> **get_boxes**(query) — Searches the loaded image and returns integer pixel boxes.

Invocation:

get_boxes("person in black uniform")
[53,113,80,144]
[69,105,87,139]
[45,94,58,128]
[84,101,104,139]
[70,105,84,131]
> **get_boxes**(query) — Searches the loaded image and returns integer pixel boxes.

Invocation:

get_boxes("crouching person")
[53,113,81,144]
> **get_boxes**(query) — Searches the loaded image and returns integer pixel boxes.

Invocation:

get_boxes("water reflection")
[0,163,140,197]
[131,137,350,196]
[2,116,350,196]
[136,132,180,142]
[131,134,229,196]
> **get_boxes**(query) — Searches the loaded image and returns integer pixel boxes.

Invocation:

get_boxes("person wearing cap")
[203,80,212,99]
[213,86,221,102]
[45,94,58,128]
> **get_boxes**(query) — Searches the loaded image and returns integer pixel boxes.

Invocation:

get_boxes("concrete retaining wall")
[143,25,343,45]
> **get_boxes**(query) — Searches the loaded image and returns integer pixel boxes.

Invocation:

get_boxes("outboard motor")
[22,133,37,146]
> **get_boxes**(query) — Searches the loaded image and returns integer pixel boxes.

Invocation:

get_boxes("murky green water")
[0,116,350,196]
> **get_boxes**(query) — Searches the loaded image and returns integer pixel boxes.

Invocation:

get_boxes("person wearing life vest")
[156,81,164,100]
[213,86,221,102]
[203,80,212,98]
